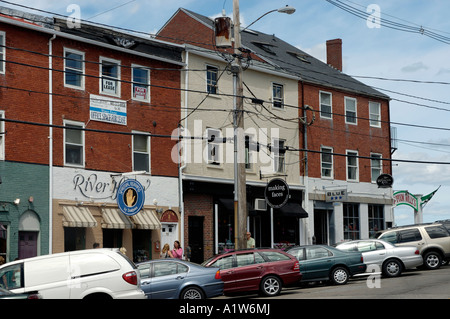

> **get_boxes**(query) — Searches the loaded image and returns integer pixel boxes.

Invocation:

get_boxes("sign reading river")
[264,178,289,208]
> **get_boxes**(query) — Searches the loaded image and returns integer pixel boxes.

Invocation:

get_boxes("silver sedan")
[335,239,423,277]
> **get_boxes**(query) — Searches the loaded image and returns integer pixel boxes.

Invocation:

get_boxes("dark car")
[137,259,223,299]
[202,248,301,297]
[285,245,366,285]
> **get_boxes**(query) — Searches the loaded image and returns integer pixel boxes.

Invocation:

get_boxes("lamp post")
[231,1,295,249]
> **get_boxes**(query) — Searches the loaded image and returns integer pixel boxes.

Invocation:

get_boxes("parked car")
[375,224,450,270]
[285,245,366,285]
[137,259,223,299]
[335,239,423,277]
[202,248,301,297]
[0,287,42,299]
[0,248,146,299]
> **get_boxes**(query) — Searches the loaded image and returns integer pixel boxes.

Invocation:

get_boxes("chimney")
[326,38,343,71]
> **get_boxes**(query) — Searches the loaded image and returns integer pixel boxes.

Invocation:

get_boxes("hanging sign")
[117,179,145,216]
[264,178,289,208]
[393,191,418,211]
[376,174,394,188]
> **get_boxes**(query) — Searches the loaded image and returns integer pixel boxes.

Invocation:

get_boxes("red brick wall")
[183,193,214,261]
[0,22,181,177]
[300,83,391,182]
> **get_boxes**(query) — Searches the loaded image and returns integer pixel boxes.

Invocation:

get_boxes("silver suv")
[375,223,450,270]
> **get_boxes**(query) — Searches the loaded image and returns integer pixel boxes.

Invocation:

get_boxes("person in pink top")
[168,240,183,259]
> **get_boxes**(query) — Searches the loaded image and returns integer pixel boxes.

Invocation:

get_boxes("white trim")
[63,119,85,168]
[99,56,121,98]
[0,110,5,160]
[131,63,151,103]
[320,146,333,179]
[369,101,382,128]
[344,96,357,125]
[63,47,85,90]
[132,130,151,174]
[0,31,5,74]
[346,149,359,182]
[319,91,332,120]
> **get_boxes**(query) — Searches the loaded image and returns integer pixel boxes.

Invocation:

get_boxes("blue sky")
[4,0,450,225]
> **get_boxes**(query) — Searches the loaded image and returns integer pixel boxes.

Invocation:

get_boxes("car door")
[357,241,385,270]
[140,261,188,299]
[232,252,265,291]
[301,247,333,280]
[210,255,236,292]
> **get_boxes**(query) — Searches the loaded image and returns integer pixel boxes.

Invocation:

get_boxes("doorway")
[188,216,204,263]
[18,231,38,259]
[314,209,330,245]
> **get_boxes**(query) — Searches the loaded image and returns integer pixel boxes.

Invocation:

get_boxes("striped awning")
[130,209,161,230]
[62,205,97,228]
[101,208,134,229]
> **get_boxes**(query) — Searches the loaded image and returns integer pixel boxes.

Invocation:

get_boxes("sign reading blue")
[117,179,145,216]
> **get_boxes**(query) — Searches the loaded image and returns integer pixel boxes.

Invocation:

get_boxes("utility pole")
[232,0,247,250]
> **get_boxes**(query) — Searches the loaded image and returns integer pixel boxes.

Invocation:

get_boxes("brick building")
[0,8,184,262]
[159,8,393,261]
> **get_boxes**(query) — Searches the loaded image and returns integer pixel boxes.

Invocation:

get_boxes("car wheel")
[423,252,442,270]
[383,259,402,277]
[330,267,349,285]
[260,276,282,297]
[180,286,204,299]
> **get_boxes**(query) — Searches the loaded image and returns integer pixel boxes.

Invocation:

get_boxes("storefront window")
[369,204,384,238]
[132,229,151,262]
[64,227,85,251]
[344,203,360,240]
[217,212,235,253]
[0,224,7,263]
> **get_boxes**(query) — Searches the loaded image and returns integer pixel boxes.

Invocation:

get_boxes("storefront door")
[188,216,204,264]
[314,209,330,245]
[18,231,38,259]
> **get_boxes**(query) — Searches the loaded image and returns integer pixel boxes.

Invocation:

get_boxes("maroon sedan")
[202,248,301,297]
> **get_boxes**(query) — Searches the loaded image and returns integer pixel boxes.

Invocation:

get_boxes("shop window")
[64,227,85,251]
[344,203,360,240]
[368,204,384,237]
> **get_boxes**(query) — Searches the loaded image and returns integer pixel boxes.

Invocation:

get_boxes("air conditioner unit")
[254,198,267,211]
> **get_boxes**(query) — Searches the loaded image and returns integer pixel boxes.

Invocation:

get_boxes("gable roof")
[179,8,389,100]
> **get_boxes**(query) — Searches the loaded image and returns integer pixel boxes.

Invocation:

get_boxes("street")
[218,265,450,299]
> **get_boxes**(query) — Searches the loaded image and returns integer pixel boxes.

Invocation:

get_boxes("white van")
[0,248,146,299]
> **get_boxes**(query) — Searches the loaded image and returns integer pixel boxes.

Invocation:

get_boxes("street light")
[241,5,296,32]
[231,1,296,249]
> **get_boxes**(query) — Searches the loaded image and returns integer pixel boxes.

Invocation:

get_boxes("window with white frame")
[370,153,382,182]
[132,64,150,102]
[64,121,84,167]
[206,65,218,94]
[272,138,285,173]
[321,146,333,178]
[207,128,221,165]
[133,132,150,172]
[0,31,5,74]
[272,83,284,109]
[346,150,359,181]
[64,48,84,89]
[345,97,357,124]
[320,91,332,119]
[0,111,4,160]
[100,57,120,97]
[369,101,381,127]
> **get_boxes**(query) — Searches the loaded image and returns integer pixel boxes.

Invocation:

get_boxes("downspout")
[48,34,56,254]
[178,50,189,252]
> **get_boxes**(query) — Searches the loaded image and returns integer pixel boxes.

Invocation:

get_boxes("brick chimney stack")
[326,38,343,71]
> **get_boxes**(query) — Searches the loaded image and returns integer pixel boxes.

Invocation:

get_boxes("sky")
[2,0,450,226]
